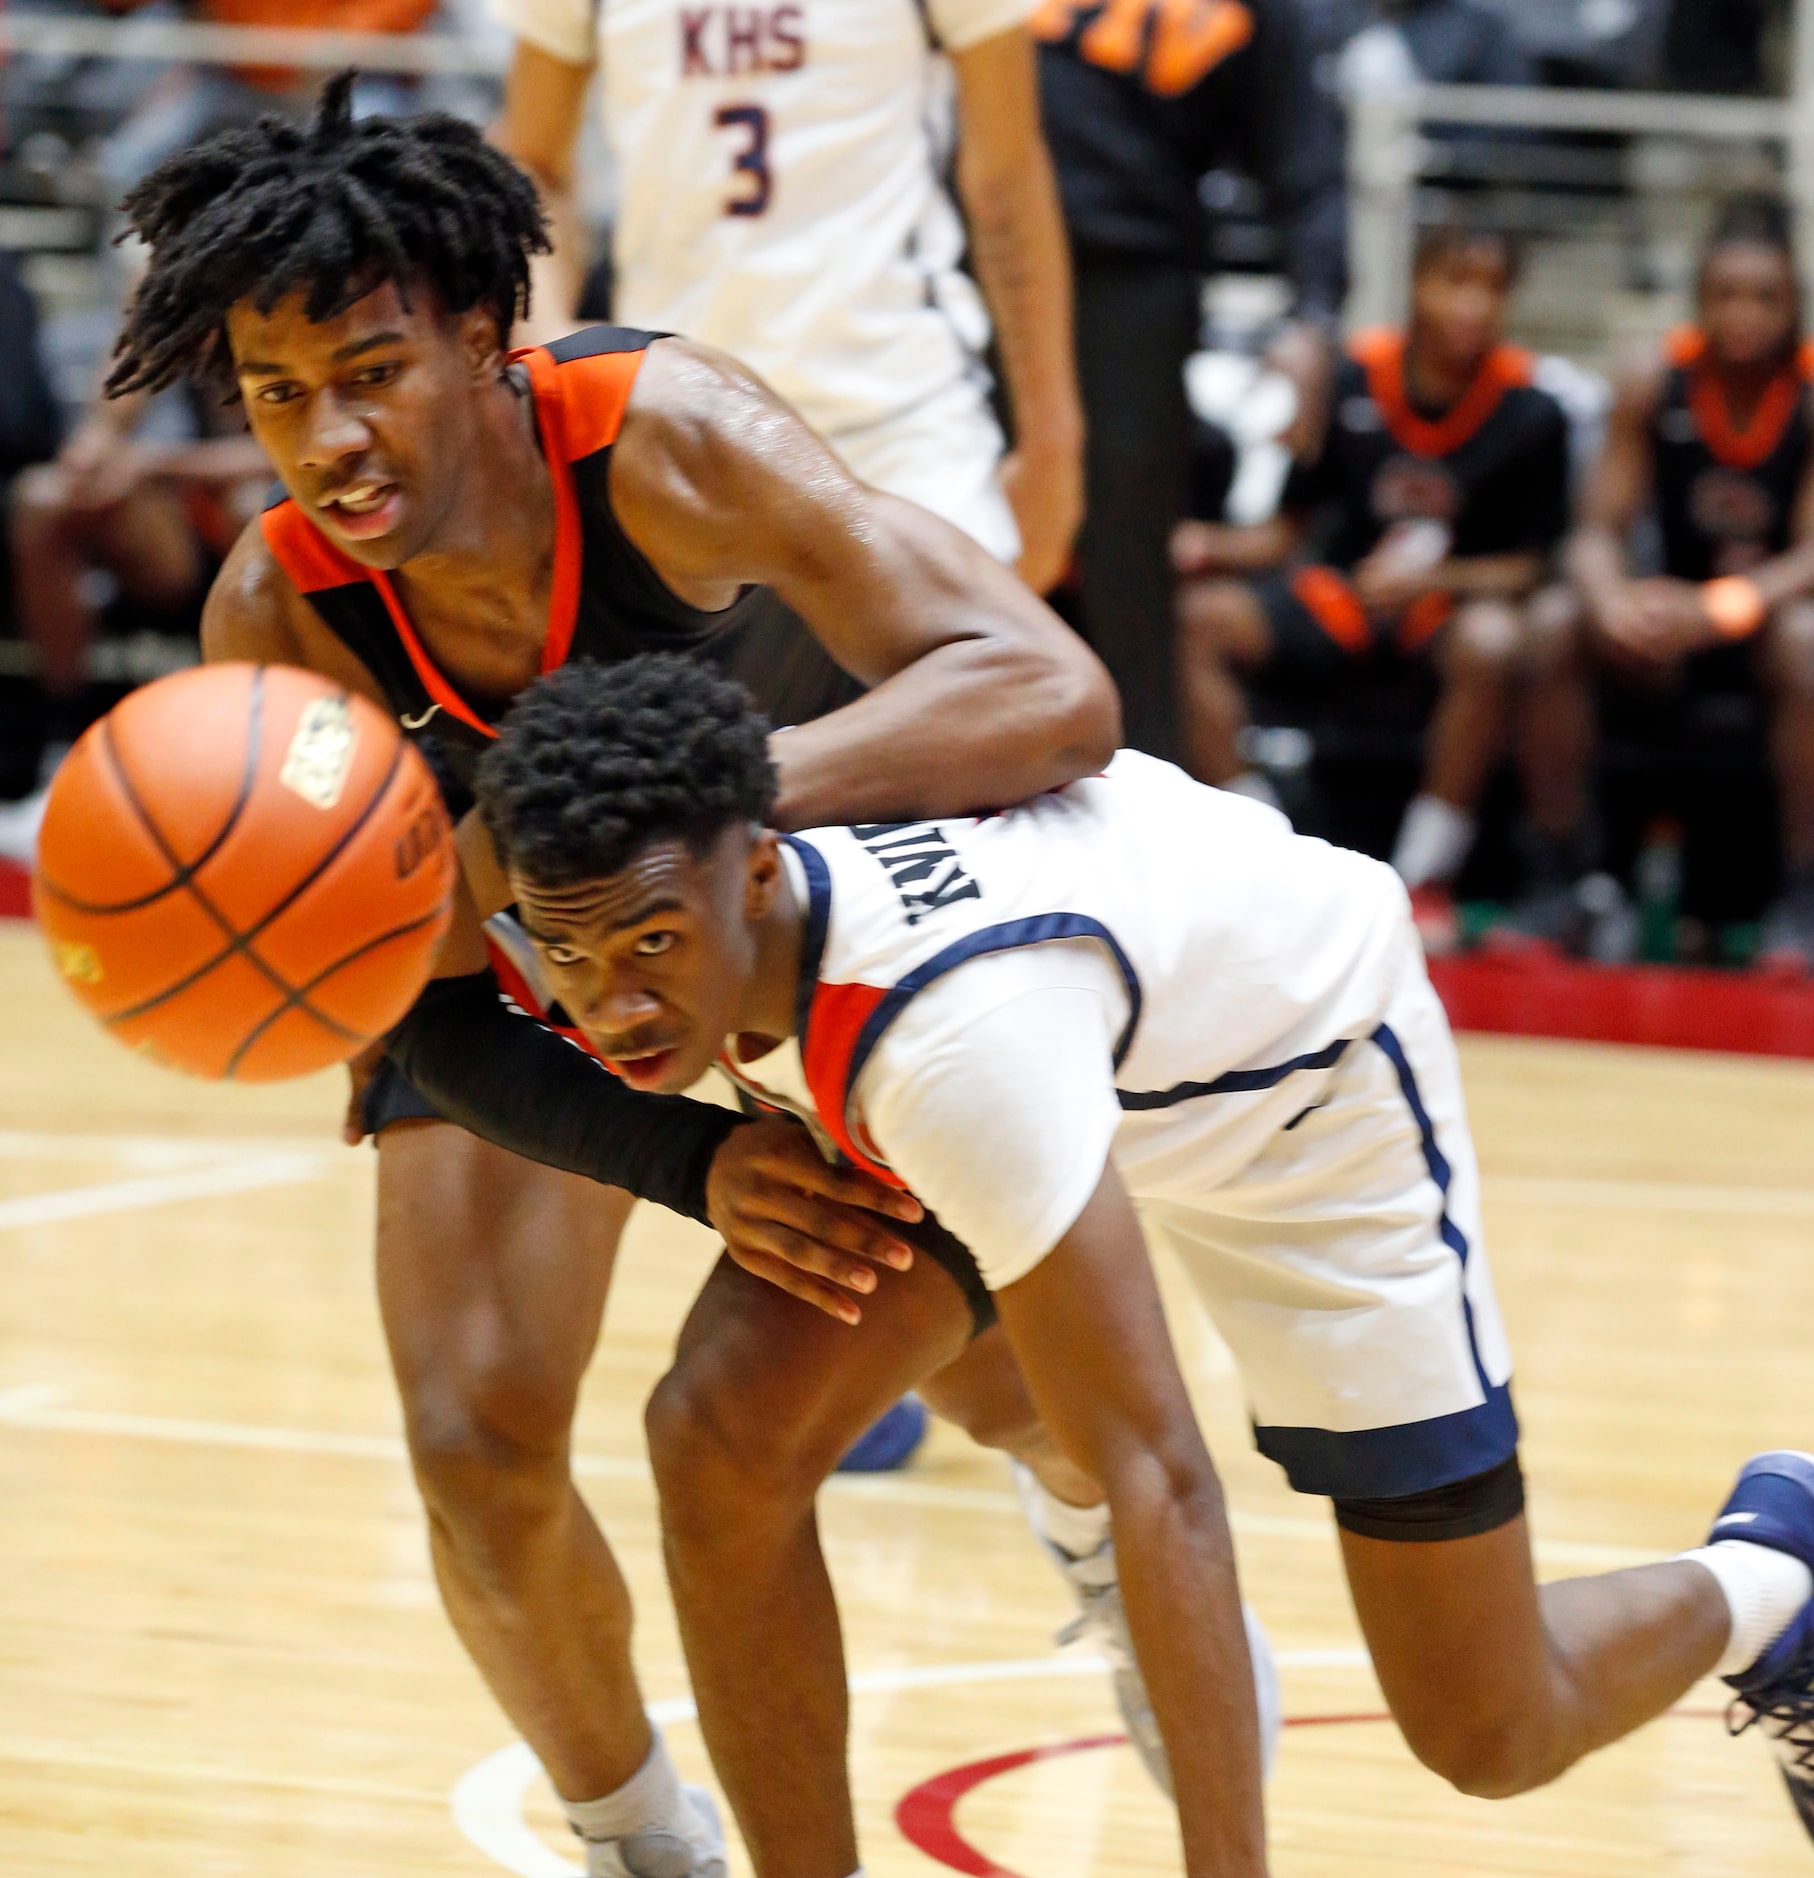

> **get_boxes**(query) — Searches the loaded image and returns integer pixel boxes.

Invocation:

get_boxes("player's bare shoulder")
[200,519,313,665]
[613,334,861,540]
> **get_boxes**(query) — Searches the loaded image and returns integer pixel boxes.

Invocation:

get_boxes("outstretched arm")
[996,1169,1267,1876]
[612,339,1119,829]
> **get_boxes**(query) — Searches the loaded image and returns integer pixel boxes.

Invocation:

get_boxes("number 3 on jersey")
[715,104,771,216]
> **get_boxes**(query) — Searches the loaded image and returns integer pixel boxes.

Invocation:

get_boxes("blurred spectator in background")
[1528,194,1814,967]
[0,253,59,507]
[1033,0,1347,763]
[1326,0,1534,91]
[1176,223,1569,936]
[2,382,267,853]
[1664,0,1779,96]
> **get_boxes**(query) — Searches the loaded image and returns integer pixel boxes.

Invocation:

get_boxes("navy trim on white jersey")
[1255,1386,1519,1502]
[1118,1038,1353,1111]
[782,835,834,1042]
[1252,1021,1519,1501]
[839,913,1145,1114]
[1372,1021,1495,1400]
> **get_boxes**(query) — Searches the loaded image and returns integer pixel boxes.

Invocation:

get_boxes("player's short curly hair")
[107,70,548,398]
[478,655,778,886]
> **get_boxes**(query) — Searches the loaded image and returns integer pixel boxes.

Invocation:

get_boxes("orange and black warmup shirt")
[1288,329,1571,576]
[1652,327,1814,583]
[260,326,755,789]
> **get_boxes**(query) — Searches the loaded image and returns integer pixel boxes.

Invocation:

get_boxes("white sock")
[1013,1461,1110,1559]
[563,1732,690,1845]
[1391,794,1476,890]
[1678,1541,1814,1677]
[1222,769,1285,817]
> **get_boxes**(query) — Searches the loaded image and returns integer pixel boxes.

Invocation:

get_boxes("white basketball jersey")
[736,752,1415,1201]
[494,0,1028,441]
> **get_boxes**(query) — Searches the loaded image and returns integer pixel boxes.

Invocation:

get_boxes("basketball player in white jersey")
[490,0,1082,590]
[455,650,1814,1873]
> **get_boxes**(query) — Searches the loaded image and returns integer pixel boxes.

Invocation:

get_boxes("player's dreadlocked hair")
[479,655,779,887]
[107,70,549,398]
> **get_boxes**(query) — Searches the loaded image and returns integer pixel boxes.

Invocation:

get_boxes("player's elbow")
[1027,635,1121,779]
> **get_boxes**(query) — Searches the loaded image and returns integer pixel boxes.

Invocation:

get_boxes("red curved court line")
[895,1709,1727,1878]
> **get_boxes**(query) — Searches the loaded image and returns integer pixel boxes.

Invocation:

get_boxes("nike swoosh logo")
[400,704,441,730]
[1715,1512,1762,1526]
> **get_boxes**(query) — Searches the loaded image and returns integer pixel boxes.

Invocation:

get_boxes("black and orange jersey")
[260,326,756,786]
[1032,0,1346,312]
[1289,328,1571,573]
[1652,327,1814,582]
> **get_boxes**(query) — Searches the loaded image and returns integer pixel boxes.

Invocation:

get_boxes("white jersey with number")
[723,753,1519,1504]
[494,0,1025,458]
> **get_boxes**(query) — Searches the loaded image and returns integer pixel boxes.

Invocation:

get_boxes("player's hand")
[706,1116,924,1324]
[60,428,153,513]
[1606,577,1707,665]
[1352,551,1432,620]
[341,1040,387,1146]
[1003,436,1085,596]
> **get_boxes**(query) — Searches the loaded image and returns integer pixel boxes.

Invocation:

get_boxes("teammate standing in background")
[490,0,1084,608]
[1033,0,1348,761]
[1524,194,1814,967]
[1175,225,1570,935]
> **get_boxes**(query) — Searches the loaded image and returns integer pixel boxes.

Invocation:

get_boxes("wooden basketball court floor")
[3,918,1813,1877]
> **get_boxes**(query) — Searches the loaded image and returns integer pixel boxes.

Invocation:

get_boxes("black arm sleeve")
[385,971,747,1225]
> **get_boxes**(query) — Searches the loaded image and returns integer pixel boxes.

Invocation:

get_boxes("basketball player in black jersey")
[1524,195,1814,967]
[1175,223,1570,940]
[107,82,1121,1878]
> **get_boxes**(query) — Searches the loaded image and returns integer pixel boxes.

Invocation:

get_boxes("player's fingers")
[740,1177,914,1268]
[726,1244,863,1325]
[734,1219,884,1295]
[765,1152,923,1223]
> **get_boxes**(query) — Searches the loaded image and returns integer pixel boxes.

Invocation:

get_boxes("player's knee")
[1399,1705,1556,1800]
[1178,579,1266,669]
[10,463,70,534]
[400,1354,576,1533]
[1522,584,1587,676]
[1445,600,1522,683]
[645,1350,833,1541]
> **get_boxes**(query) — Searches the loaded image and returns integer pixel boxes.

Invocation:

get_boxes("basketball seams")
[222,903,452,1078]
[40,670,268,918]
[99,698,414,1037]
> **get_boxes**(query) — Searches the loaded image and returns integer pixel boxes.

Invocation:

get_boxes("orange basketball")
[32,662,457,1081]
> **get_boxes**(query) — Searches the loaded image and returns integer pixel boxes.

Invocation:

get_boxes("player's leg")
[1392,598,1522,896]
[645,1243,977,1878]
[1339,1499,1748,1795]
[1175,576,1276,787]
[919,1324,1283,1797]
[11,470,205,699]
[1178,566,1361,808]
[1507,582,1603,937]
[1517,583,1598,850]
[373,1099,715,1870]
[1165,934,1812,1804]
[1757,599,1814,968]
